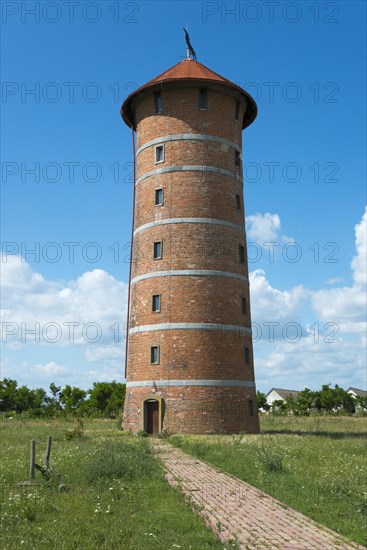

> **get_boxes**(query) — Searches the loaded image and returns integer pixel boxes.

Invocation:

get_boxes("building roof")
[266,388,301,401]
[121,58,257,130]
[145,58,234,86]
[347,387,367,398]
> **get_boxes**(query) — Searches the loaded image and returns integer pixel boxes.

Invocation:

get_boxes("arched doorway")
[143,397,162,434]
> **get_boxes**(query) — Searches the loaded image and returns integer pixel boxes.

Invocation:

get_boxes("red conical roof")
[121,58,257,130]
[145,58,232,86]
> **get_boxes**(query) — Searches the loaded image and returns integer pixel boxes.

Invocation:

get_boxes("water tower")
[121,41,259,434]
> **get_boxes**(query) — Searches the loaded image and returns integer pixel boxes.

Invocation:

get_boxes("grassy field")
[1,416,365,549]
[170,415,367,547]
[0,418,224,550]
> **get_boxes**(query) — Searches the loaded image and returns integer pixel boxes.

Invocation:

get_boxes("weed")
[158,428,171,439]
[82,439,155,483]
[356,492,367,515]
[265,453,284,473]
[226,538,241,549]
[64,418,84,441]
[23,504,37,522]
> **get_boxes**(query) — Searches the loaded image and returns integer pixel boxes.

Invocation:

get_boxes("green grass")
[0,418,224,549]
[169,416,367,547]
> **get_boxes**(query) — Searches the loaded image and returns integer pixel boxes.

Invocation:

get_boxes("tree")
[296,388,315,415]
[31,387,47,409]
[315,384,336,412]
[50,383,61,401]
[314,384,355,413]
[334,385,355,413]
[87,381,126,417]
[256,391,270,411]
[0,378,18,411]
[59,385,87,413]
[284,395,300,415]
[271,399,286,414]
[45,383,62,414]
[13,385,47,414]
[354,395,367,414]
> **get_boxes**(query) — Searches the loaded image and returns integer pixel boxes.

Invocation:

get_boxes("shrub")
[265,453,284,473]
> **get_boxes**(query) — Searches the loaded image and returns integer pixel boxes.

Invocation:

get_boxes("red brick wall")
[130,277,252,327]
[135,86,244,148]
[132,224,248,276]
[127,329,255,382]
[134,172,244,228]
[124,386,260,435]
[123,80,259,434]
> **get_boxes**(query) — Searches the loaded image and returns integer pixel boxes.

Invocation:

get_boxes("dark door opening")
[145,400,159,434]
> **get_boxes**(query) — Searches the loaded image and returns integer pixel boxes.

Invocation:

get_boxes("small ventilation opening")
[150,346,160,364]
[154,92,163,114]
[199,88,207,110]
[155,188,163,205]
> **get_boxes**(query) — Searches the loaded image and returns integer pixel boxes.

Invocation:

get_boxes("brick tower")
[121,54,260,434]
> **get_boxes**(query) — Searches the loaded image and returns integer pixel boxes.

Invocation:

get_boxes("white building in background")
[266,388,300,407]
[347,387,367,414]
[347,387,367,399]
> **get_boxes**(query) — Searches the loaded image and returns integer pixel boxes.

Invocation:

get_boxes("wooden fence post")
[44,436,52,469]
[30,440,36,480]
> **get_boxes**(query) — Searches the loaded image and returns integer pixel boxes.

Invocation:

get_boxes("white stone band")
[135,165,242,186]
[134,217,245,235]
[131,269,249,284]
[136,133,241,155]
[126,379,255,388]
[129,322,252,335]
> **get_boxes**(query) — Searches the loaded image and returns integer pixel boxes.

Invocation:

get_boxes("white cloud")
[84,346,123,363]
[311,206,367,334]
[326,277,345,285]
[1,257,128,347]
[34,361,68,376]
[250,269,307,323]
[85,367,124,384]
[1,258,128,387]
[1,357,69,388]
[351,206,366,286]
[250,207,367,392]
[311,286,366,332]
[254,335,366,391]
[0,356,124,390]
[246,212,293,246]
[1,255,46,291]
[1,208,366,393]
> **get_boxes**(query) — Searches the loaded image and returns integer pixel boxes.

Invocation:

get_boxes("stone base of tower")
[122,386,260,435]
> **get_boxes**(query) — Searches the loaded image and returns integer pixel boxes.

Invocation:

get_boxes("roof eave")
[120,78,258,130]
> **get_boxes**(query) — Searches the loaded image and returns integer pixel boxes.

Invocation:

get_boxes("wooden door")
[146,400,159,434]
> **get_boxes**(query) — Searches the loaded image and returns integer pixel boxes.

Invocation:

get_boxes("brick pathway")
[151,440,366,550]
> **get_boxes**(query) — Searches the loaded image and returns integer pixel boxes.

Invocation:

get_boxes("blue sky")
[1,0,366,393]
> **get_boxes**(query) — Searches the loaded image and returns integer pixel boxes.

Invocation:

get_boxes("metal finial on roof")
[183,28,197,61]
